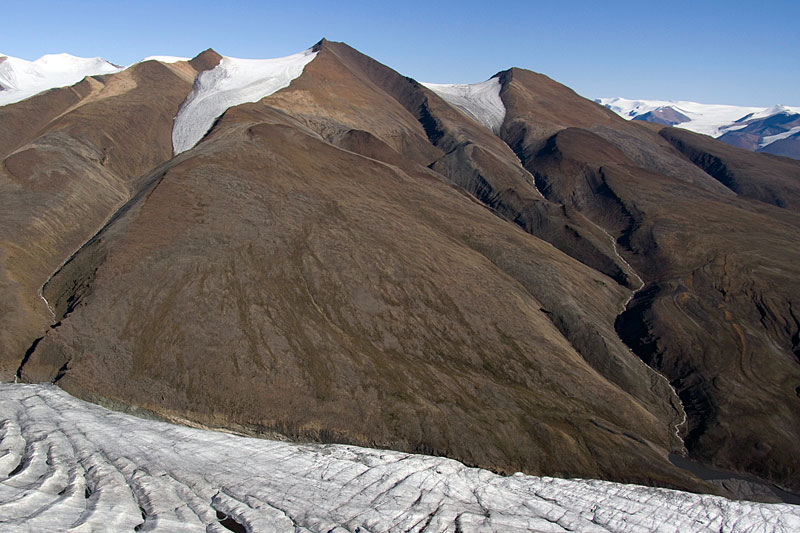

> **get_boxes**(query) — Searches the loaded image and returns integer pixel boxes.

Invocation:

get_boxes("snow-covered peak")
[0,52,121,107]
[597,97,767,137]
[422,78,506,133]
[599,97,800,156]
[172,48,318,154]
[749,104,795,120]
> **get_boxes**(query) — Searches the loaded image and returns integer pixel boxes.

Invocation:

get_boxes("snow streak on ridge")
[423,78,506,133]
[759,125,800,148]
[172,49,318,154]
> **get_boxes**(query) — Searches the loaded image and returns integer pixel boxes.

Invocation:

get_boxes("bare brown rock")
[661,126,800,208]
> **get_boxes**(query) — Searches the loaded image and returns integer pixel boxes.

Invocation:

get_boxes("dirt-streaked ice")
[422,78,506,133]
[172,49,318,154]
[0,53,121,107]
[1,383,797,532]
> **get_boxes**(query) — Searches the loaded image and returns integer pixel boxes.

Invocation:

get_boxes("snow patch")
[0,53,120,107]
[172,49,317,154]
[750,104,796,120]
[760,125,800,148]
[422,78,506,133]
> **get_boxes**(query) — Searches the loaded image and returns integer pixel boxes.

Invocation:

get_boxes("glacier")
[1,383,797,532]
[171,49,318,155]
[422,78,506,133]
[759,125,800,148]
[597,97,800,139]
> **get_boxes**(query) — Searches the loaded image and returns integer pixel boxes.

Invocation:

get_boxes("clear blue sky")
[2,0,798,106]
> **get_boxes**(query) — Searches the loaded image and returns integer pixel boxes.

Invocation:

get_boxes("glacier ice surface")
[171,49,318,154]
[597,97,800,139]
[1,383,798,532]
[422,78,506,133]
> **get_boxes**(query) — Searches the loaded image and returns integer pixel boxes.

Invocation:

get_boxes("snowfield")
[1,383,797,532]
[172,49,318,154]
[422,78,506,133]
[597,97,800,139]
[140,55,191,64]
[0,53,121,107]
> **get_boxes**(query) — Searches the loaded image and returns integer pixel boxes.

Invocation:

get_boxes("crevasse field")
[1,384,798,532]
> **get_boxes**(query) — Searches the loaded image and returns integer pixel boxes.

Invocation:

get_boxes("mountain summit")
[0,52,120,106]
[2,40,799,503]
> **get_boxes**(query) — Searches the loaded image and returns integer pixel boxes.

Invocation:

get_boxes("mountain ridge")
[2,40,799,502]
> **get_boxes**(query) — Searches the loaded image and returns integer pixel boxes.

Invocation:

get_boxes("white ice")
[422,78,506,133]
[748,104,797,121]
[171,49,318,154]
[598,97,800,149]
[1,383,797,532]
[596,97,773,137]
[759,125,800,148]
[0,53,121,107]
[140,56,191,64]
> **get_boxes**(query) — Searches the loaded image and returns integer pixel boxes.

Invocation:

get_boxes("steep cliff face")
[4,40,799,497]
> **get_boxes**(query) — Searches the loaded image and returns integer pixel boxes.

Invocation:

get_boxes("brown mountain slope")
[218,39,686,446]
[20,110,709,491]
[661,126,800,209]
[5,40,799,499]
[295,42,635,289]
[495,74,800,492]
[12,43,718,493]
[0,51,220,376]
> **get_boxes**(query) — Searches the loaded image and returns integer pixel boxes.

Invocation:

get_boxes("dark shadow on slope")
[669,453,800,504]
[16,335,44,380]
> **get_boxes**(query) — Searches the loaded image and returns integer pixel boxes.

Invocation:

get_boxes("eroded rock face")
[3,40,799,498]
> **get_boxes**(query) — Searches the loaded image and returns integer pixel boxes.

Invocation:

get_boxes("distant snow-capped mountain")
[597,97,800,159]
[0,52,121,106]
